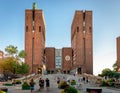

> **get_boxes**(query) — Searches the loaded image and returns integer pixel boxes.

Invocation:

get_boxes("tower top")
[32,2,37,10]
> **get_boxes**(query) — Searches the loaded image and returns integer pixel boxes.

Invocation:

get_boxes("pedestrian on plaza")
[82,77,86,83]
[29,78,35,93]
[86,77,89,83]
[57,77,60,84]
[39,78,42,90]
[41,78,44,88]
[45,78,50,90]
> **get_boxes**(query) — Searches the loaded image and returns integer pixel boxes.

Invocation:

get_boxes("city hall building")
[25,3,93,74]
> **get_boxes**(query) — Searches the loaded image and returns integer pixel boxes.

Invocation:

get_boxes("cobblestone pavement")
[3,74,62,93]
[1,74,120,93]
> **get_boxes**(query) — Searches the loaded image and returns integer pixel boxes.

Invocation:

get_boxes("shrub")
[58,81,68,89]
[100,80,108,86]
[70,80,76,85]
[64,86,77,93]
[22,82,30,90]
[4,83,13,86]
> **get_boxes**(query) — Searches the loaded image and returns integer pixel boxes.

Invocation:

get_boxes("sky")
[0,0,120,75]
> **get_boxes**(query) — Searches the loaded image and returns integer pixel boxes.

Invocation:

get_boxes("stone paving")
[1,74,120,93]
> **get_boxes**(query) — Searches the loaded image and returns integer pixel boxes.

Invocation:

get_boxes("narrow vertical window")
[39,26,41,32]
[83,12,85,21]
[83,38,86,64]
[83,12,86,32]
[77,27,79,32]
[26,26,28,32]
[89,27,92,33]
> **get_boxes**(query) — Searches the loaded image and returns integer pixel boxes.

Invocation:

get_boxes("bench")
[86,87,102,93]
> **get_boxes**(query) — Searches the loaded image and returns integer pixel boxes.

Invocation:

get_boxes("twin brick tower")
[25,3,93,75]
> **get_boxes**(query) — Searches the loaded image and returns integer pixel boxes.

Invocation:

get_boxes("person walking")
[41,78,44,88]
[29,78,35,93]
[57,77,60,84]
[45,78,50,90]
[39,78,42,91]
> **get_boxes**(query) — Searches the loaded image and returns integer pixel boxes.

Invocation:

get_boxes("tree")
[5,45,18,56]
[16,62,29,75]
[1,45,29,76]
[18,50,26,62]
[100,68,112,77]
[112,61,117,72]
[1,57,17,74]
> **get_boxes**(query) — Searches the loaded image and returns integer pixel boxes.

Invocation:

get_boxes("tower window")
[83,12,85,21]
[89,27,92,33]
[77,27,79,32]
[39,26,41,32]
[83,12,86,31]
[26,26,28,32]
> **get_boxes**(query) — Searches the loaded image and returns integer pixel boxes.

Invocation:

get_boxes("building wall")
[45,47,55,73]
[71,10,93,74]
[62,48,72,73]
[117,37,120,70]
[25,9,46,74]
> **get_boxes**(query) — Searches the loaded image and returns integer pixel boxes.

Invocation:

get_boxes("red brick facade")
[24,5,93,74]
[25,9,46,73]
[45,47,55,74]
[71,11,93,74]
[117,37,120,71]
[62,48,72,74]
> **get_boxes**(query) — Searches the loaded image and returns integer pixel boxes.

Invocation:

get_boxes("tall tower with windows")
[117,36,120,71]
[71,10,93,74]
[25,3,46,73]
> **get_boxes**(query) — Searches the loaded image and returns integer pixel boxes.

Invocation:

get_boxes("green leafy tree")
[113,72,119,79]
[5,45,18,56]
[112,61,117,72]
[0,57,17,74]
[18,50,26,62]
[18,50,26,58]
[1,45,29,76]
[16,62,29,75]
[101,68,111,77]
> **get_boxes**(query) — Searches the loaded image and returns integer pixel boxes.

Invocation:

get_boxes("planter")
[86,87,102,93]
[0,87,8,92]
[22,86,30,90]
[58,81,68,89]
[70,80,76,85]
[4,83,13,86]
[22,82,30,90]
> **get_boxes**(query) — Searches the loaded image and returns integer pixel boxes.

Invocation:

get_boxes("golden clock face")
[65,55,70,61]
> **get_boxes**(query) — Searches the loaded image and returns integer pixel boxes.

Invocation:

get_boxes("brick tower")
[25,3,46,74]
[62,47,72,74]
[71,10,93,74]
[117,36,120,71]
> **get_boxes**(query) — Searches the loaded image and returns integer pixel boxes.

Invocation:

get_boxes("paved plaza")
[1,74,120,93]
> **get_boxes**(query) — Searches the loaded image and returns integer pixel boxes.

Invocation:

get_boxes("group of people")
[39,78,50,90]
[29,77,50,93]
